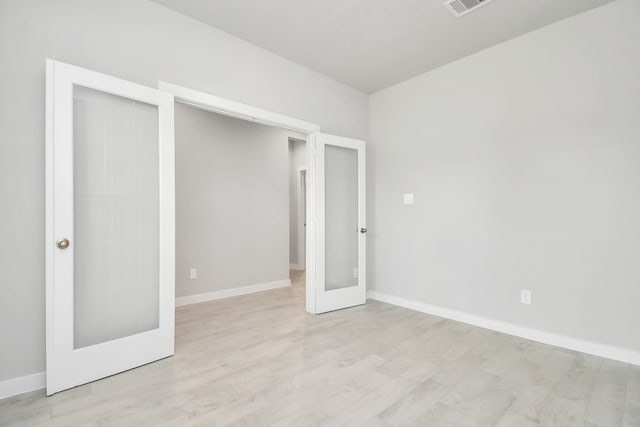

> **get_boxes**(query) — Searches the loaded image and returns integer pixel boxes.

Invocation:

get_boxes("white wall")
[369,0,640,355]
[288,139,306,268]
[0,0,368,383]
[176,104,295,298]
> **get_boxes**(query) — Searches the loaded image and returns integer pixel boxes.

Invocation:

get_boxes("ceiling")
[152,0,615,93]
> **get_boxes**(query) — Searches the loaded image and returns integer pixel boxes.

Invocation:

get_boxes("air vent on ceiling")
[443,0,496,18]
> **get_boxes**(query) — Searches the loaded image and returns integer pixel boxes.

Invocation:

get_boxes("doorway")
[289,138,307,298]
[297,168,307,270]
[289,138,307,273]
[159,81,367,315]
[174,104,304,306]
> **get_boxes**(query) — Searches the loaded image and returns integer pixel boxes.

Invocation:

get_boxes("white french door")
[45,60,175,395]
[310,133,366,313]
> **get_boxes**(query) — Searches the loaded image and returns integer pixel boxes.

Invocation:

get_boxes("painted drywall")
[176,103,293,297]
[288,139,306,267]
[0,0,367,383]
[369,0,640,354]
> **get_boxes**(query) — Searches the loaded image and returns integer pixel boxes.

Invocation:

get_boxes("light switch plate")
[404,194,414,205]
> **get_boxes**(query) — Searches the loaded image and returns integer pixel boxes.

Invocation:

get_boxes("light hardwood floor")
[1,270,639,426]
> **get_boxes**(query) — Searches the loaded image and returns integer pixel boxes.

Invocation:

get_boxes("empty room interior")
[0,0,639,426]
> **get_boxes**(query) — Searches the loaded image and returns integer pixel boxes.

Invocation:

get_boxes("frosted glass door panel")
[73,85,160,349]
[324,145,359,291]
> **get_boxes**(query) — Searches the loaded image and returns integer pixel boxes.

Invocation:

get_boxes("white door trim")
[157,82,321,314]
[296,167,307,271]
[158,82,320,135]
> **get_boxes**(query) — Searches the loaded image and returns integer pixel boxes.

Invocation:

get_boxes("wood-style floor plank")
[0,270,636,426]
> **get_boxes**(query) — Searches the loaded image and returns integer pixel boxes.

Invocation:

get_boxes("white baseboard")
[367,291,640,366]
[12,287,633,400]
[1,280,291,400]
[0,280,291,400]
[176,279,291,307]
[289,264,304,271]
[0,371,45,400]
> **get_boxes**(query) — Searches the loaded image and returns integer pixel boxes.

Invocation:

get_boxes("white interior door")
[45,59,175,395]
[310,133,366,313]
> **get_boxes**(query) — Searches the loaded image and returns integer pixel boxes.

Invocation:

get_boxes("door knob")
[56,238,70,249]
[360,228,368,234]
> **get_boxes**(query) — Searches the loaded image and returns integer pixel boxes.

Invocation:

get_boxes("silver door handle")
[360,228,368,234]
[56,238,70,249]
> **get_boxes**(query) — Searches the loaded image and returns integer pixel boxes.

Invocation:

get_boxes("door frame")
[158,81,322,313]
[296,167,307,272]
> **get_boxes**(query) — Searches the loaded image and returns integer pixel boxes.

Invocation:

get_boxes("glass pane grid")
[324,144,359,291]
[73,85,160,349]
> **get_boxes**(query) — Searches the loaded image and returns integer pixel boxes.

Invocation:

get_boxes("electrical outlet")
[189,268,197,280]
[520,290,531,305]
[403,194,414,205]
